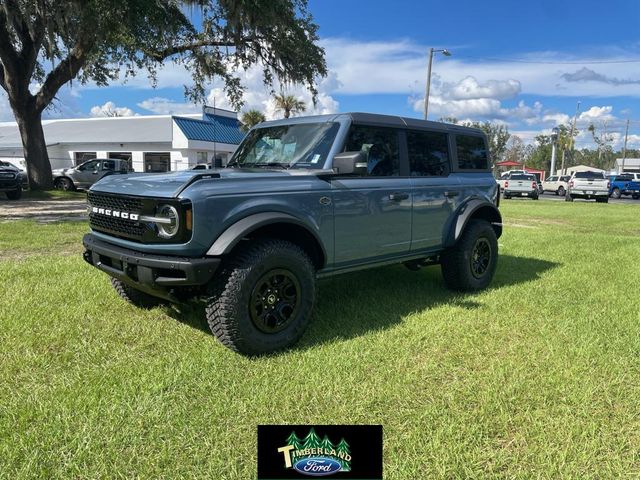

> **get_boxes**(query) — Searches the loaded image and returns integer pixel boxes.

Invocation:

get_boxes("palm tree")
[273,94,306,119]
[240,109,266,132]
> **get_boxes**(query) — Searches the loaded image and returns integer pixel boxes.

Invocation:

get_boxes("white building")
[614,158,640,174]
[0,106,244,172]
[554,164,606,176]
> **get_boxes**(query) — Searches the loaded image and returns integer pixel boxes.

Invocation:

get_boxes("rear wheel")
[5,185,22,200]
[441,219,498,292]
[632,194,640,200]
[611,187,621,199]
[54,177,75,191]
[557,186,565,196]
[565,194,574,202]
[111,278,165,308]
[205,238,315,355]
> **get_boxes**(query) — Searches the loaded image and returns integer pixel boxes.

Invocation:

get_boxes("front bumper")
[83,233,220,301]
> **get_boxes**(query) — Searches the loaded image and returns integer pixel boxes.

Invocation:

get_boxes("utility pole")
[423,48,451,120]
[562,101,581,175]
[621,118,630,173]
[550,127,559,175]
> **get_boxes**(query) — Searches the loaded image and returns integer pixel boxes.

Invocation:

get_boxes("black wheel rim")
[470,237,491,279]
[249,269,301,334]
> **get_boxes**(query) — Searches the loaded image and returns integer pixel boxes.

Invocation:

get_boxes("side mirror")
[332,151,367,175]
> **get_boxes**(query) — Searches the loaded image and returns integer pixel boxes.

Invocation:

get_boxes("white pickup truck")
[565,171,610,203]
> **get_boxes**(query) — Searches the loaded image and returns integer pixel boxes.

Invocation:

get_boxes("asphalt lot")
[535,193,638,204]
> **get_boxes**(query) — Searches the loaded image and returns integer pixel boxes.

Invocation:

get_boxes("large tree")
[0,0,326,189]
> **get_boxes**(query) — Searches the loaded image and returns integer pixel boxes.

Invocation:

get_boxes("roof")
[495,160,522,167]
[0,114,199,148]
[258,112,486,136]
[174,114,244,145]
[615,158,640,167]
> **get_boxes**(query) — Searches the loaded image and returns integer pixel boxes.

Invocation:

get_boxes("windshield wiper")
[253,162,290,169]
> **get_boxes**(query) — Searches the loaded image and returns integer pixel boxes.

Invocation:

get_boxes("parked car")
[503,173,539,200]
[497,170,526,191]
[53,158,133,191]
[82,112,503,355]
[0,160,24,200]
[191,164,212,170]
[625,180,640,199]
[542,175,571,196]
[565,171,609,203]
[608,174,635,199]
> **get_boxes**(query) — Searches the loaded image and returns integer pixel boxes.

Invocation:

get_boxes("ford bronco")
[82,113,502,355]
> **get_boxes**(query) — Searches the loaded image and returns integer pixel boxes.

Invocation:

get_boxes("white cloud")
[444,76,520,100]
[578,105,615,123]
[137,97,201,115]
[90,101,137,117]
[542,113,571,124]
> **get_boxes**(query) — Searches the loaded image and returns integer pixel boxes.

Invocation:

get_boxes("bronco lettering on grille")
[91,206,139,221]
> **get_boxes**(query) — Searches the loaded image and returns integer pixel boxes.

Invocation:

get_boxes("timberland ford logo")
[277,428,351,476]
[90,206,139,221]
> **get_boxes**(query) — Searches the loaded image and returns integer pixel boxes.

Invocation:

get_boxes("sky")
[2,0,640,149]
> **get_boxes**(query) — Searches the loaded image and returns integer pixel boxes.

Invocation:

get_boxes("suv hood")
[90,168,331,199]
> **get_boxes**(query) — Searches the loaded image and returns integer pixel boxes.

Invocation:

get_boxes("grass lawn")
[1,200,639,478]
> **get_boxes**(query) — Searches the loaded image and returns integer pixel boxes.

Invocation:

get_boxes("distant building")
[614,158,640,174]
[0,106,244,172]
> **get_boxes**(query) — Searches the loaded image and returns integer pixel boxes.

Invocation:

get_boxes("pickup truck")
[565,171,609,203]
[625,180,640,199]
[82,112,502,355]
[608,174,637,199]
[503,173,539,200]
[53,158,133,191]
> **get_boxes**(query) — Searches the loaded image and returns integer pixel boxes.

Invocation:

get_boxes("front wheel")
[632,194,640,200]
[111,277,165,308]
[54,177,75,191]
[205,238,315,355]
[6,185,22,200]
[440,219,498,292]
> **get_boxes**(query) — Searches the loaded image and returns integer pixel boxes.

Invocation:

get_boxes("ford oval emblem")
[293,457,342,476]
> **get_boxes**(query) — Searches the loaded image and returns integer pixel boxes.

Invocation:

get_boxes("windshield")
[229,122,340,169]
[511,174,535,180]
[575,171,605,180]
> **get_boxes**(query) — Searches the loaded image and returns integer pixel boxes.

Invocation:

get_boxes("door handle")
[444,190,460,198]
[389,192,409,201]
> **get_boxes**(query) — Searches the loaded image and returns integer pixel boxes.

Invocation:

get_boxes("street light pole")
[424,48,451,120]
[550,127,559,176]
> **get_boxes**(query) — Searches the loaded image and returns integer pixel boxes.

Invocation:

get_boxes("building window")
[196,151,208,164]
[144,152,170,172]
[74,152,96,165]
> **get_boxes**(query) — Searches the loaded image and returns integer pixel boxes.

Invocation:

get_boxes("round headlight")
[157,204,179,238]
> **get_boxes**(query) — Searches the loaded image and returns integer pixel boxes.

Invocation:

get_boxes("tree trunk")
[14,107,53,190]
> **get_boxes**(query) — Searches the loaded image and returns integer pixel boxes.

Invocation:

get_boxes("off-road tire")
[558,186,565,196]
[6,186,21,200]
[54,177,75,191]
[205,238,315,355]
[611,188,621,199]
[440,219,498,292]
[111,277,164,308]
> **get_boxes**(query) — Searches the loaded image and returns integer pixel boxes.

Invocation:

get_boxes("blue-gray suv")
[83,113,502,355]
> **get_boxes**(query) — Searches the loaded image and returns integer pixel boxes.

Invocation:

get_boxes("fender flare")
[445,199,502,247]
[206,212,326,259]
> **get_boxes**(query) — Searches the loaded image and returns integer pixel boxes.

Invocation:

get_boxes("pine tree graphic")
[336,438,351,472]
[302,428,322,451]
[286,431,303,457]
[319,434,335,454]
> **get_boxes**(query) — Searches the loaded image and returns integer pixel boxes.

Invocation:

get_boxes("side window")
[344,125,400,177]
[455,135,488,170]
[102,160,116,171]
[78,160,99,171]
[407,130,450,176]
[547,176,557,182]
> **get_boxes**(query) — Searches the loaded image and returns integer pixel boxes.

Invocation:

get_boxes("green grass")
[1,201,639,478]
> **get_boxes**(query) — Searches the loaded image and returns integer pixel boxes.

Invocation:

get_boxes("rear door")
[407,129,459,250]
[331,124,412,266]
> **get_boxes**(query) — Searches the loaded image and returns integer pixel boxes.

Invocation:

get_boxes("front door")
[332,124,412,267]
[74,159,101,188]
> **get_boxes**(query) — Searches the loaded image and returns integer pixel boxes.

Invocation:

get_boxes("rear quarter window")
[455,135,488,170]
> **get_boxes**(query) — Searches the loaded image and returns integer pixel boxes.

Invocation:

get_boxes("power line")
[453,54,640,65]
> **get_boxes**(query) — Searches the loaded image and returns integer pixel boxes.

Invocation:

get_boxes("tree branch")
[148,38,254,61]
[34,36,94,113]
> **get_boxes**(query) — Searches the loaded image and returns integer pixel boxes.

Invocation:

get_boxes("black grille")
[88,191,143,212]
[0,172,16,179]
[88,192,148,241]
